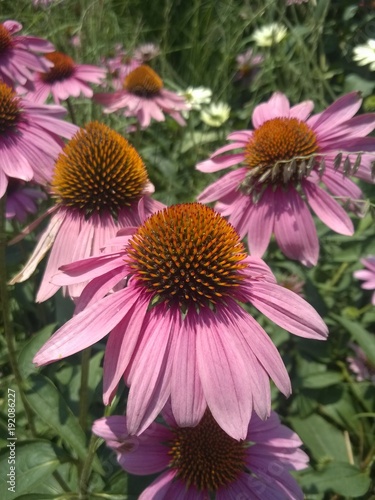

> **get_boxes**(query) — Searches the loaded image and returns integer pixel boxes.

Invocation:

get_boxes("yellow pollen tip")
[52,121,149,217]
[124,64,163,97]
[127,203,247,309]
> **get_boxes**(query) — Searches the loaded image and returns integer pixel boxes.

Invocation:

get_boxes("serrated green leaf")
[299,462,371,496]
[18,324,56,379]
[0,441,61,500]
[24,373,103,475]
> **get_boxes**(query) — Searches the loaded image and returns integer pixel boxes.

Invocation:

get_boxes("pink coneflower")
[235,48,263,81]
[93,409,309,499]
[354,256,375,304]
[34,203,327,440]
[5,180,47,222]
[347,343,375,383]
[0,81,78,198]
[94,64,188,128]
[133,43,160,62]
[25,51,106,104]
[0,20,54,89]
[197,92,375,266]
[10,121,163,302]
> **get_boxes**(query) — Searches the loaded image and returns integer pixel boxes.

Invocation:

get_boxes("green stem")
[79,434,100,499]
[79,347,92,431]
[328,262,349,289]
[66,97,77,125]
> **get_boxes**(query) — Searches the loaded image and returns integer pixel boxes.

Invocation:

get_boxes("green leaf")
[299,462,371,496]
[0,440,61,500]
[18,324,56,379]
[300,371,342,389]
[289,414,347,462]
[24,374,103,475]
[333,315,375,366]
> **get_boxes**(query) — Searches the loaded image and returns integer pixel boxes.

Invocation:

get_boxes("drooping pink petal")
[126,306,178,436]
[170,311,206,427]
[303,180,354,235]
[244,281,328,339]
[245,188,275,257]
[33,286,140,365]
[195,308,253,440]
[103,295,150,405]
[273,188,319,266]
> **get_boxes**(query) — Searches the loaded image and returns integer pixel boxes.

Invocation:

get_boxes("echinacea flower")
[0,20,54,89]
[251,23,287,47]
[354,256,375,304]
[93,409,309,499]
[0,81,78,198]
[25,51,106,104]
[235,48,263,81]
[197,92,375,266]
[133,43,160,62]
[34,202,328,440]
[353,39,375,71]
[5,180,46,222]
[94,64,188,128]
[10,121,163,302]
[200,102,231,127]
[347,343,375,383]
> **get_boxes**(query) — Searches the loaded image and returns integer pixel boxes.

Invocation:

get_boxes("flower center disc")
[123,64,163,97]
[41,52,75,83]
[127,203,247,309]
[52,121,149,217]
[244,117,318,185]
[169,411,247,491]
[0,24,13,53]
[0,82,21,135]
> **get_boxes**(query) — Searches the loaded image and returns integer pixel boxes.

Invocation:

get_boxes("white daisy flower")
[200,102,230,127]
[353,39,375,71]
[252,23,287,47]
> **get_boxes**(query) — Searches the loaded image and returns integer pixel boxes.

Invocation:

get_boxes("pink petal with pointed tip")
[195,308,253,440]
[246,282,328,339]
[303,181,353,235]
[33,286,140,365]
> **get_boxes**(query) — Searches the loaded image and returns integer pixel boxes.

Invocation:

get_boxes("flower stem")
[66,97,77,124]
[79,347,92,431]
[79,434,100,499]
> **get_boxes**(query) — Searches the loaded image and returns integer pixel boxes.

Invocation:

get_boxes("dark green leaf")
[0,440,61,500]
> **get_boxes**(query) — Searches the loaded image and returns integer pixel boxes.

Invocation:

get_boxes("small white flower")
[353,39,375,71]
[252,23,287,47]
[180,86,212,111]
[200,102,230,127]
